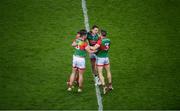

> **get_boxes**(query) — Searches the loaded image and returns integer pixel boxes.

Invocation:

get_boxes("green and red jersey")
[73,38,88,57]
[87,32,100,46]
[96,37,110,57]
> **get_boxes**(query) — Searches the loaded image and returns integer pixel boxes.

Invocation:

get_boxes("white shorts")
[96,57,110,66]
[89,53,97,60]
[72,55,86,70]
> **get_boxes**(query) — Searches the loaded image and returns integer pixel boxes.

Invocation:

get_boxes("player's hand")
[90,50,97,54]
[94,49,98,53]
[90,46,94,50]
[72,42,77,47]
[89,51,94,54]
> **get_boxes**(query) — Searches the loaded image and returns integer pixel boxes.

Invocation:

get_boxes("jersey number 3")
[105,43,110,50]
[76,45,80,50]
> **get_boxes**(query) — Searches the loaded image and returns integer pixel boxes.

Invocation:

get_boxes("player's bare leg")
[91,59,101,85]
[97,66,104,85]
[67,67,77,91]
[78,69,85,92]
[74,69,79,86]
[97,66,107,94]
[67,69,78,88]
[91,59,97,75]
[104,64,113,90]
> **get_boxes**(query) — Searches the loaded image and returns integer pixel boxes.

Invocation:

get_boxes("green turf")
[87,0,180,109]
[0,0,180,110]
[0,0,97,110]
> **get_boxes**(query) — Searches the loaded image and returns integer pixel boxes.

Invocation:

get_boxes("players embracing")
[87,25,101,85]
[90,30,113,94]
[67,29,94,92]
[67,26,113,94]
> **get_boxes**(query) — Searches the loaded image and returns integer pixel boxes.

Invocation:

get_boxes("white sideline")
[81,0,103,111]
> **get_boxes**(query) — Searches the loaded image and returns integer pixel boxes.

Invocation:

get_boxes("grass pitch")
[0,0,180,110]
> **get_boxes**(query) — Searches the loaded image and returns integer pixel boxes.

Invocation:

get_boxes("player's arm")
[76,33,80,39]
[72,40,77,47]
[90,39,101,50]
[85,45,95,53]
[72,32,80,47]
[90,44,100,50]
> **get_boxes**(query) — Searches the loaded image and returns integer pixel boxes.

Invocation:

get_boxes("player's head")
[91,25,99,34]
[79,29,87,40]
[101,30,107,37]
[77,31,80,34]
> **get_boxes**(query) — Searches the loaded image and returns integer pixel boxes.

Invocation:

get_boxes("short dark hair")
[79,29,87,37]
[101,30,107,36]
[91,25,99,29]
[77,31,80,34]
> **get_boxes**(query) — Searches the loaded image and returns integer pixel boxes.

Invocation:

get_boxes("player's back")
[96,38,110,57]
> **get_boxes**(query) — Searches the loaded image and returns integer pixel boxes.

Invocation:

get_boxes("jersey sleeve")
[96,39,102,45]
[83,42,88,49]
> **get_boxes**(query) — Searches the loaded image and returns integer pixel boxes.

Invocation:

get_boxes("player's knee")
[99,74,104,78]
[107,74,111,79]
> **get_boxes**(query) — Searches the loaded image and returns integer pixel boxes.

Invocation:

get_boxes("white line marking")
[81,0,103,111]
[81,0,90,32]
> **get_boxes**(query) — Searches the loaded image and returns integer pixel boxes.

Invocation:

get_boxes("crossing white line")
[81,0,103,111]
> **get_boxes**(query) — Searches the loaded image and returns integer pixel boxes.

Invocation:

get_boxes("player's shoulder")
[102,38,110,44]
[87,31,92,36]
[83,41,88,47]
[103,37,110,41]
[75,38,82,42]
[105,37,110,41]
